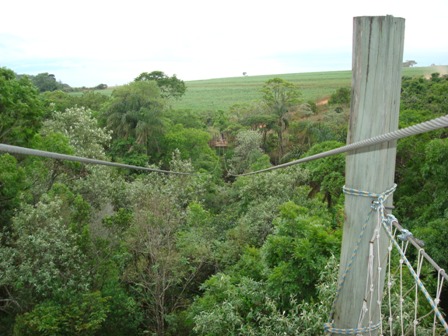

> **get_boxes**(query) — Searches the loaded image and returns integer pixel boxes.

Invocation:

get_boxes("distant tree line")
[402,60,417,67]
[15,72,109,93]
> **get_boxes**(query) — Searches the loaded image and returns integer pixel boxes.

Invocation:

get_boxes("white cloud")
[1,0,446,86]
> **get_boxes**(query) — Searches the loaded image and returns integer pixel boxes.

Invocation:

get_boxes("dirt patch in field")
[424,65,448,79]
[316,97,329,106]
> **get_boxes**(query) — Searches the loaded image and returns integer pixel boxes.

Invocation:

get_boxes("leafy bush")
[328,87,350,106]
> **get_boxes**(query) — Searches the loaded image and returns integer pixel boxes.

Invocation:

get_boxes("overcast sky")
[1,0,447,87]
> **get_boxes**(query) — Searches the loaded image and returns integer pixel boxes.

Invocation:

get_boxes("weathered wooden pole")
[332,16,405,334]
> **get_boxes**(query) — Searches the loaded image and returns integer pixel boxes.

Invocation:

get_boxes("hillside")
[171,66,445,111]
[81,66,444,112]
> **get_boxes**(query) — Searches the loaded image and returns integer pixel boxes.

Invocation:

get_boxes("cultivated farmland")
[171,66,442,111]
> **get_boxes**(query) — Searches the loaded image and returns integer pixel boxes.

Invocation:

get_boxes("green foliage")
[41,90,77,114]
[103,80,167,158]
[31,132,74,156]
[162,124,219,172]
[229,130,266,174]
[191,274,267,335]
[290,120,346,153]
[76,91,110,112]
[97,279,143,336]
[413,218,448,271]
[165,108,205,129]
[398,108,432,128]
[2,66,447,336]
[421,138,448,183]
[228,247,264,281]
[224,197,283,255]
[0,67,44,146]
[42,90,109,115]
[177,202,216,261]
[190,254,340,335]
[0,193,90,308]
[94,83,108,90]
[0,154,26,230]
[120,154,212,334]
[232,166,309,212]
[30,72,59,92]
[208,109,232,132]
[400,74,448,114]
[25,132,79,201]
[135,70,186,99]
[303,141,345,207]
[262,201,341,304]
[42,106,111,159]
[394,75,448,272]
[293,255,338,335]
[328,87,351,105]
[396,137,448,268]
[261,78,302,161]
[27,105,115,208]
[215,179,315,259]
[189,191,341,333]
[108,137,149,166]
[73,164,120,210]
[102,208,133,236]
[13,291,110,336]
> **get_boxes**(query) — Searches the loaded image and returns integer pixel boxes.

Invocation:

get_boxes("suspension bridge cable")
[0,144,193,175]
[231,114,448,177]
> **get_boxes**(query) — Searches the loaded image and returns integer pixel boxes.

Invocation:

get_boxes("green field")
[85,66,443,112]
[172,71,353,112]
[171,66,443,112]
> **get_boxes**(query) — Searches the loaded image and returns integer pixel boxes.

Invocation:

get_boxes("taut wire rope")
[1,115,447,177]
[231,114,448,176]
[0,144,193,175]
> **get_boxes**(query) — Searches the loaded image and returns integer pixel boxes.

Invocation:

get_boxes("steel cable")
[0,144,192,175]
[231,114,448,176]
[1,115,447,177]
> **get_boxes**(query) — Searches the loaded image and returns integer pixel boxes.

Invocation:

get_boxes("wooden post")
[332,16,405,334]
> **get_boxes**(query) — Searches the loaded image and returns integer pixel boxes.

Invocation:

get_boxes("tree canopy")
[261,78,302,162]
[0,67,44,146]
[134,71,186,99]
[1,66,446,335]
[102,80,166,160]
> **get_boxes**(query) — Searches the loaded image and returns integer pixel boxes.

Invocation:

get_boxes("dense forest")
[0,67,447,335]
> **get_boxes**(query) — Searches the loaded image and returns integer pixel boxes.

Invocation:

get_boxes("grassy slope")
[171,66,440,112]
[172,70,352,112]
[85,66,441,111]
